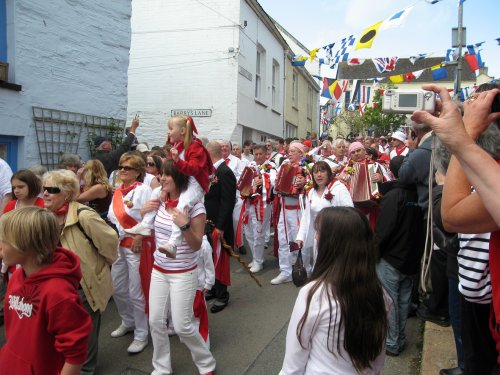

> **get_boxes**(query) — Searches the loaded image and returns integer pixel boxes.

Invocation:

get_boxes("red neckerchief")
[119,181,140,196]
[165,198,179,209]
[395,145,407,155]
[54,202,69,216]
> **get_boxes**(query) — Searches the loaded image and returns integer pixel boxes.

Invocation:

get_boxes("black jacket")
[375,181,424,275]
[204,162,236,247]
[95,133,136,175]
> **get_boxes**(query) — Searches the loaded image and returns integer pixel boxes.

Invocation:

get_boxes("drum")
[236,166,256,198]
[275,163,303,196]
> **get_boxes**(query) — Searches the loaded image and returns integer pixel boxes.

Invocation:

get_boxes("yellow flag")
[389,75,404,84]
[355,21,383,50]
[310,48,320,62]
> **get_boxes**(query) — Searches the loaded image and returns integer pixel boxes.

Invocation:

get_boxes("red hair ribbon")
[186,116,198,135]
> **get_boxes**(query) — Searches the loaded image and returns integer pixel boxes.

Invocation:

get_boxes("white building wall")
[128,0,241,146]
[237,0,285,143]
[0,0,131,168]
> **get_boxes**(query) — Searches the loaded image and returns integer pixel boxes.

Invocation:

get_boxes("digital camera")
[382,89,436,114]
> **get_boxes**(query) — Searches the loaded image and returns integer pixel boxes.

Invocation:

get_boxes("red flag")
[464,53,480,72]
[404,72,416,82]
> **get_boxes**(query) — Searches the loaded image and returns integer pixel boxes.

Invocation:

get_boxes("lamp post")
[452,1,465,100]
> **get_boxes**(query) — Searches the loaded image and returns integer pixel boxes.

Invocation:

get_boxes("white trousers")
[276,202,301,277]
[232,196,244,248]
[244,203,270,266]
[111,246,149,341]
[149,269,216,375]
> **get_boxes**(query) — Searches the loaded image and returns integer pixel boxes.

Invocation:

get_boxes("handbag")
[292,250,308,287]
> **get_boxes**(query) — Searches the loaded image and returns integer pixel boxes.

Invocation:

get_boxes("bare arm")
[61,363,82,375]
[0,193,12,216]
[77,184,108,203]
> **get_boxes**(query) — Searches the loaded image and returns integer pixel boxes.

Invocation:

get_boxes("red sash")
[112,188,155,314]
[211,228,231,286]
[193,290,209,342]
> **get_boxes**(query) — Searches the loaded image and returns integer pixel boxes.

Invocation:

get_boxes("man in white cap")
[389,131,409,160]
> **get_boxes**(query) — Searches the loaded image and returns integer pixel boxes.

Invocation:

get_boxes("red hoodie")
[173,139,215,192]
[0,247,92,375]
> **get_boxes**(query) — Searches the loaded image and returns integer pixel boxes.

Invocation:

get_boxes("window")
[0,0,6,62]
[292,72,298,106]
[285,123,298,138]
[255,45,265,100]
[272,60,279,109]
[307,86,313,119]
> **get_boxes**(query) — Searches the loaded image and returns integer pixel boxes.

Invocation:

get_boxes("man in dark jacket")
[95,116,139,175]
[204,141,236,313]
[375,155,423,356]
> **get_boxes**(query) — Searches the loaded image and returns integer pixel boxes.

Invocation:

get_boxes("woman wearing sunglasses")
[145,154,162,189]
[107,151,153,354]
[42,169,119,373]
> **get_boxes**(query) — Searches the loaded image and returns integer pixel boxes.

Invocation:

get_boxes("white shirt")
[197,236,215,291]
[242,153,254,162]
[296,182,353,249]
[280,282,387,375]
[389,147,409,160]
[0,158,13,197]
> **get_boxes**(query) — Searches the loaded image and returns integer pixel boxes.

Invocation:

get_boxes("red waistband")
[284,204,300,210]
[153,264,197,274]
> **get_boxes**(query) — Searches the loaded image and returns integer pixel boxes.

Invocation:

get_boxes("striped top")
[153,202,206,272]
[457,232,491,304]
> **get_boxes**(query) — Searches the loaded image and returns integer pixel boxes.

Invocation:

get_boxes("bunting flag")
[330,35,356,68]
[291,55,308,66]
[347,58,365,65]
[380,6,413,30]
[336,80,349,101]
[429,0,444,4]
[355,21,383,50]
[389,75,404,84]
[321,77,336,99]
[496,38,500,45]
[358,85,371,103]
[464,53,480,72]
[372,57,399,73]
[466,42,485,55]
[310,48,320,62]
[409,53,430,64]
[431,64,447,80]
[359,103,367,115]
[348,102,357,111]
[322,78,347,100]
[334,102,342,116]
[350,80,360,103]
[445,48,458,62]
[460,87,471,101]
[404,69,424,82]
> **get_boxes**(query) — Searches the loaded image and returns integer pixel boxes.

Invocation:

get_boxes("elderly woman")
[107,151,152,354]
[332,139,348,166]
[149,160,216,375]
[42,169,118,374]
[58,153,82,174]
[271,141,310,285]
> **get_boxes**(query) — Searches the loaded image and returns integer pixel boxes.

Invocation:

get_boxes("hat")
[348,141,364,155]
[302,140,312,148]
[136,143,150,153]
[289,141,305,154]
[94,136,110,148]
[391,131,406,143]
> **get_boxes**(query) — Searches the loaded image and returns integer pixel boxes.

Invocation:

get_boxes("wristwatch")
[179,221,191,231]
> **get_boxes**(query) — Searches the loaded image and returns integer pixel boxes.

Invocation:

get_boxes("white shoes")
[271,273,292,285]
[249,263,263,273]
[127,339,148,354]
[124,223,152,236]
[248,261,254,268]
[158,242,177,258]
[110,324,134,338]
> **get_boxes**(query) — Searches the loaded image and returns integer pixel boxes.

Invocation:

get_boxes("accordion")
[349,162,379,207]
[275,163,303,196]
[236,166,256,198]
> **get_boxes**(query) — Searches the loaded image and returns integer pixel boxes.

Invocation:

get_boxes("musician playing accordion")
[235,145,276,274]
[270,141,311,285]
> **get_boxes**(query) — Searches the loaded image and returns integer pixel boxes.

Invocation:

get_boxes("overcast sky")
[258,0,499,79]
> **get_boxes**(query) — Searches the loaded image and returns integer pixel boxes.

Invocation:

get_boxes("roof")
[337,57,477,83]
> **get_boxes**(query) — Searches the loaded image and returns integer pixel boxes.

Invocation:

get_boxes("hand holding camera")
[382,89,436,114]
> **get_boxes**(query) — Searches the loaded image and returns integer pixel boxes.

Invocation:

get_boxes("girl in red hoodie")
[126,115,214,258]
[0,207,91,375]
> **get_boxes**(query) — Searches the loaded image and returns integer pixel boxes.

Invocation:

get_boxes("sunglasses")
[43,186,61,194]
[147,162,156,167]
[118,165,137,171]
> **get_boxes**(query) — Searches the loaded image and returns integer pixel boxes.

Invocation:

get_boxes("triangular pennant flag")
[431,64,448,80]
[404,72,416,83]
[310,48,320,62]
[347,58,365,65]
[355,21,383,50]
[380,6,413,30]
[389,75,404,84]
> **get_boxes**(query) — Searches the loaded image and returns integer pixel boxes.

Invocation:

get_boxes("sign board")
[171,109,212,117]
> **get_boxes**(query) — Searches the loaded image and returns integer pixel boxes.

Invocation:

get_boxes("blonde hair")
[169,115,194,150]
[82,159,112,192]
[0,207,59,265]
[43,169,80,201]
[119,152,146,182]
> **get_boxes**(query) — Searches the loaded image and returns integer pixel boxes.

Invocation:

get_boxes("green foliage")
[359,83,408,136]
[87,119,124,158]
[332,110,365,136]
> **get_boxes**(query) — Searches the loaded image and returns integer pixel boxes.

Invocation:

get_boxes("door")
[0,135,18,171]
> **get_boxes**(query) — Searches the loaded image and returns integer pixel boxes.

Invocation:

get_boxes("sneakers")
[127,339,148,354]
[270,273,292,285]
[158,242,177,258]
[110,324,134,338]
[124,223,152,236]
[248,261,254,268]
[249,263,263,273]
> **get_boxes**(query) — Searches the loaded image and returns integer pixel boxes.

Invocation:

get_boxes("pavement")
[420,322,457,375]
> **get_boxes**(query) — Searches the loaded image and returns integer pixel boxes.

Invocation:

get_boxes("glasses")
[118,165,136,171]
[147,162,156,167]
[43,186,61,194]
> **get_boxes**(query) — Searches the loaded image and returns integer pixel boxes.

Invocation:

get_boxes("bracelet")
[179,221,191,231]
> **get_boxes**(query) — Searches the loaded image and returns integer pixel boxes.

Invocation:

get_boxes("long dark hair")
[297,207,387,373]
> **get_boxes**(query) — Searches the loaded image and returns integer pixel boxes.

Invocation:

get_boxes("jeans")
[376,258,412,353]
[149,269,216,374]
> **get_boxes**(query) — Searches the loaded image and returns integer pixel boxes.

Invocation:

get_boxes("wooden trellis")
[32,107,125,169]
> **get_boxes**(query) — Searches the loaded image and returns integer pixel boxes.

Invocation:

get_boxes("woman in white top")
[296,161,353,270]
[150,160,216,375]
[281,207,389,375]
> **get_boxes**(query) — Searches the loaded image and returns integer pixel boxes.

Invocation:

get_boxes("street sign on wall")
[171,109,212,117]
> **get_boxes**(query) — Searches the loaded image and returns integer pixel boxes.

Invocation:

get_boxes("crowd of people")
[0,83,498,375]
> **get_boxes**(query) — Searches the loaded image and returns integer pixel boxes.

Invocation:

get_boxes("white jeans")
[276,199,301,277]
[149,269,216,374]
[232,196,244,248]
[111,246,149,341]
[244,203,270,266]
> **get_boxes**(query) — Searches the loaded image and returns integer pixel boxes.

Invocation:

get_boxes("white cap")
[391,131,407,143]
[136,143,149,153]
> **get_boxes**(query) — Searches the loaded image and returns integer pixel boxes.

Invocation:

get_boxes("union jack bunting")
[359,103,367,115]
[358,85,371,103]
[372,57,399,73]
[329,35,356,68]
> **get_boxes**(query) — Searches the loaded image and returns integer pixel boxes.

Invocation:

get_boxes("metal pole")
[455,1,464,100]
